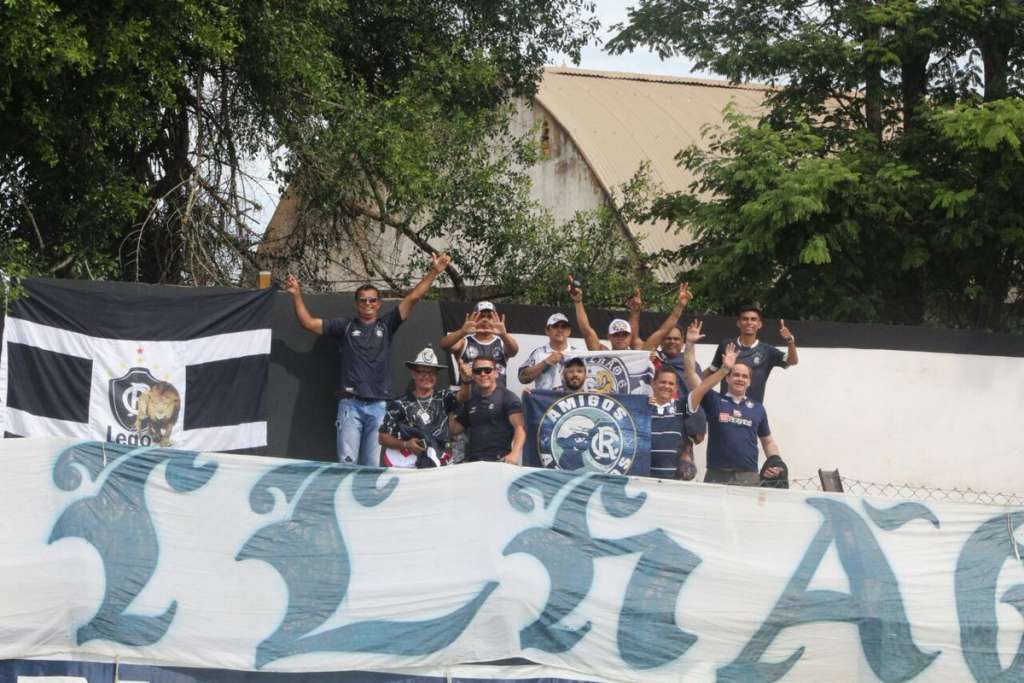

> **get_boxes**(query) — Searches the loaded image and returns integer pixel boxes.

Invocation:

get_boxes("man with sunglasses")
[456,357,525,464]
[284,252,451,465]
[518,313,579,390]
[378,346,461,468]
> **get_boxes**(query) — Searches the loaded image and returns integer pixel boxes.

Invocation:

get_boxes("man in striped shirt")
[648,366,697,480]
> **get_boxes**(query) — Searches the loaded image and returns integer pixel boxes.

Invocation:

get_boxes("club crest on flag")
[108,367,181,447]
[583,354,651,395]
[538,392,636,474]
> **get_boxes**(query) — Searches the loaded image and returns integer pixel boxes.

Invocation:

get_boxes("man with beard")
[683,320,785,486]
[378,346,462,468]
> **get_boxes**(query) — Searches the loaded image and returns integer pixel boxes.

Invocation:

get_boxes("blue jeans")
[336,398,386,466]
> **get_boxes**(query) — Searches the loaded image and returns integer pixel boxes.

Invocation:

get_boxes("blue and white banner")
[565,349,654,395]
[523,390,652,475]
[1,438,1022,682]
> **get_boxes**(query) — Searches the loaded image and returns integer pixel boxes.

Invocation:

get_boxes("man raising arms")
[703,305,799,404]
[440,301,519,386]
[284,252,450,465]
[683,319,785,486]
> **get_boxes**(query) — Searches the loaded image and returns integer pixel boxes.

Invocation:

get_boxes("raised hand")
[431,252,452,274]
[626,287,642,312]
[686,318,704,345]
[458,358,472,382]
[491,313,508,336]
[283,274,300,295]
[678,282,693,308]
[779,318,794,342]
[461,311,479,335]
[567,275,583,303]
[722,342,738,370]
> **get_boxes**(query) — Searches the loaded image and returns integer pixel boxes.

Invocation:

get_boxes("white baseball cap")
[475,301,497,313]
[546,312,570,327]
[608,318,632,335]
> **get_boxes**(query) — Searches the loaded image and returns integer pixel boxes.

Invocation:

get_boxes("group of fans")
[284,253,800,486]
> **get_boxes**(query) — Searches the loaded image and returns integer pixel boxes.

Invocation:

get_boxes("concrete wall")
[509,99,609,228]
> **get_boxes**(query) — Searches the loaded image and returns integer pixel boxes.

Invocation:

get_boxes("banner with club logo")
[567,349,655,395]
[0,278,273,451]
[0,437,1021,682]
[523,389,652,475]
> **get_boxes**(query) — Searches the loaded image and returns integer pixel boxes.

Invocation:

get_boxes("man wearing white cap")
[440,300,519,387]
[568,277,693,352]
[378,346,462,468]
[518,312,579,390]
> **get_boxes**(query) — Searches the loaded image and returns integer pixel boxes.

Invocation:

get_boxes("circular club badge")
[538,392,637,474]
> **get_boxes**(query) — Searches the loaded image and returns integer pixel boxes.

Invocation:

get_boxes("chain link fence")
[789,476,1024,506]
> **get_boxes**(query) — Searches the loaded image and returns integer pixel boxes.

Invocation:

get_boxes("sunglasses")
[357,297,379,304]
[472,366,495,375]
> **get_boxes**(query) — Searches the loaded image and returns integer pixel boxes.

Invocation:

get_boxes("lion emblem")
[134,381,181,446]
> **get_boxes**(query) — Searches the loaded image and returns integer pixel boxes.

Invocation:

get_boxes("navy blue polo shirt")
[649,401,685,479]
[323,308,403,400]
[709,338,787,404]
[455,387,523,462]
[691,389,770,472]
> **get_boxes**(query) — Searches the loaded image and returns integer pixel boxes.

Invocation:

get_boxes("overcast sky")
[249,1,704,234]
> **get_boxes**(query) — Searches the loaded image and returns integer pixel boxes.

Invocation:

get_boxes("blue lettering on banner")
[48,441,218,646]
[504,469,700,668]
[719,498,940,682]
[955,511,1024,682]
[236,463,499,668]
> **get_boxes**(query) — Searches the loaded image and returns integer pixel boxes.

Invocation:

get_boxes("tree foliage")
[0,0,599,286]
[609,0,1024,331]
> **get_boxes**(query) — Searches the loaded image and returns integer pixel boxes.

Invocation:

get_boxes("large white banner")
[1,438,1022,682]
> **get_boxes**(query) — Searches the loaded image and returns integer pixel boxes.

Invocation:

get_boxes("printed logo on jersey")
[538,392,636,474]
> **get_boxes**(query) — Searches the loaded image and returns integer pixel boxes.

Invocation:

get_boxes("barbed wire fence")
[789,476,1024,506]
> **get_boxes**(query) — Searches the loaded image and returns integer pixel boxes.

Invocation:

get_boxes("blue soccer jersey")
[691,389,770,472]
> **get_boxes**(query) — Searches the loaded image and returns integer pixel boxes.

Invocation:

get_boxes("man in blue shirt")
[703,304,799,404]
[284,252,450,465]
[683,319,784,487]
[647,366,697,481]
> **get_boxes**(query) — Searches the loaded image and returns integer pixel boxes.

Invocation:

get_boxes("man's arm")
[456,359,473,402]
[681,319,706,392]
[379,431,426,454]
[398,252,451,320]
[518,348,560,384]
[779,319,799,367]
[490,314,520,358]
[568,277,602,351]
[284,274,324,335]
[641,282,693,351]
[504,412,526,465]
[687,337,736,414]
[440,312,477,353]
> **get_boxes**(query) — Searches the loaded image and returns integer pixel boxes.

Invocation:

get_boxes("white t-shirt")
[522,343,578,390]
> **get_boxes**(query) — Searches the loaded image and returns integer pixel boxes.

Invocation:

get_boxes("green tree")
[609,0,1024,331]
[0,0,599,285]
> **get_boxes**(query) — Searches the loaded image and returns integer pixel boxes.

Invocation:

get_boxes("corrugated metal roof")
[534,67,768,257]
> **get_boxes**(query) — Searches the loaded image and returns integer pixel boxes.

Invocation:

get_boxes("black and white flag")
[0,278,274,452]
